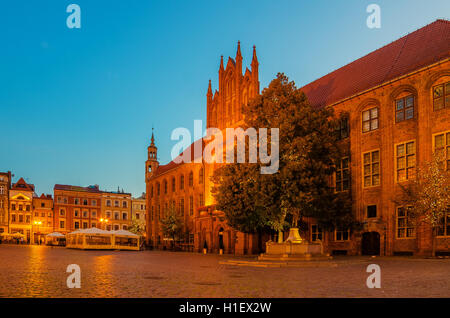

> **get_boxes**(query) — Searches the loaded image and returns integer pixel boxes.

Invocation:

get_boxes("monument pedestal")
[259,228,331,261]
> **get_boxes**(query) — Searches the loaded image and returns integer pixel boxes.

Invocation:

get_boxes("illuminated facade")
[9,178,35,242]
[146,20,450,256]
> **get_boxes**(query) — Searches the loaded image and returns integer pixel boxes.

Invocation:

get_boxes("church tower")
[145,130,159,181]
[206,42,260,130]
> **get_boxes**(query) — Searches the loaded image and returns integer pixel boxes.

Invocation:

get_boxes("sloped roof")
[54,184,102,193]
[11,178,35,192]
[152,138,205,178]
[301,19,450,108]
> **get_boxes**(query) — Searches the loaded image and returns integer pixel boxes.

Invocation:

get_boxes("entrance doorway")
[361,232,380,255]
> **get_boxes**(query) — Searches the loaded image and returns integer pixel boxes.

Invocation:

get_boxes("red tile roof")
[54,184,101,193]
[152,138,205,178]
[301,19,450,108]
[11,177,35,192]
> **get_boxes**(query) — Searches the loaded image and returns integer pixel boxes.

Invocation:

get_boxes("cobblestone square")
[0,245,448,298]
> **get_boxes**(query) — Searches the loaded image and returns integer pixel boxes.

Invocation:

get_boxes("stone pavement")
[0,245,448,298]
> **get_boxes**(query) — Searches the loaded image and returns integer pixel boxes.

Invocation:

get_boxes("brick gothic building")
[146,20,450,256]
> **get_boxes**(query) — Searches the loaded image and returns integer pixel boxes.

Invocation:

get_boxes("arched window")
[156,183,160,196]
[180,175,184,190]
[172,177,176,192]
[199,168,204,184]
[163,180,168,194]
[189,171,193,187]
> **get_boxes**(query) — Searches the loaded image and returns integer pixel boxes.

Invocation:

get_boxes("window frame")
[432,81,450,111]
[311,224,323,242]
[396,206,415,239]
[432,130,450,171]
[395,95,415,122]
[362,107,379,133]
[394,140,416,183]
[362,149,381,188]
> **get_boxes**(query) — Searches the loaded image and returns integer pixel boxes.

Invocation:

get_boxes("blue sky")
[0,0,449,197]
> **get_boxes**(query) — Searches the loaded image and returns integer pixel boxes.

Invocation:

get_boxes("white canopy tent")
[66,227,140,250]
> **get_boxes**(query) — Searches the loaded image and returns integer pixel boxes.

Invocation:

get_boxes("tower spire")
[252,45,258,64]
[150,127,155,146]
[207,79,212,95]
[236,41,242,58]
[220,55,224,70]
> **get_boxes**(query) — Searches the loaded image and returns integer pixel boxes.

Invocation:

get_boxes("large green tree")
[212,73,354,240]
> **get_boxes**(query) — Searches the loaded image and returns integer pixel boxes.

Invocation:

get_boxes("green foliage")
[160,207,184,241]
[128,216,146,236]
[212,73,355,234]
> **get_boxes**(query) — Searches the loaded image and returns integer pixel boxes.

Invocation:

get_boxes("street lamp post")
[99,218,109,230]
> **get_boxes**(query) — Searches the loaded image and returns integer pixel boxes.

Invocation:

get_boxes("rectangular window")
[311,225,323,242]
[83,222,88,229]
[83,211,88,218]
[60,209,65,216]
[367,205,377,218]
[114,212,119,220]
[363,150,380,187]
[335,228,350,241]
[397,207,415,238]
[396,141,416,182]
[335,157,350,192]
[395,95,414,122]
[19,215,23,223]
[199,193,204,207]
[189,196,194,216]
[433,81,450,111]
[11,214,16,222]
[362,107,379,132]
[122,212,127,220]
[180,198,185,216]
[434,131,450,170]
[335,116,349,139]
[60,221,65,229]
[74,222,80,229]
[106,200,111,207]
[437,211,450,237]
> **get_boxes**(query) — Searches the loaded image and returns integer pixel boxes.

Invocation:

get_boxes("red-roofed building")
[146,20,450,256]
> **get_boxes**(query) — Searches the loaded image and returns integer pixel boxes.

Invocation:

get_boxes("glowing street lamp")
[99,218,109,230]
